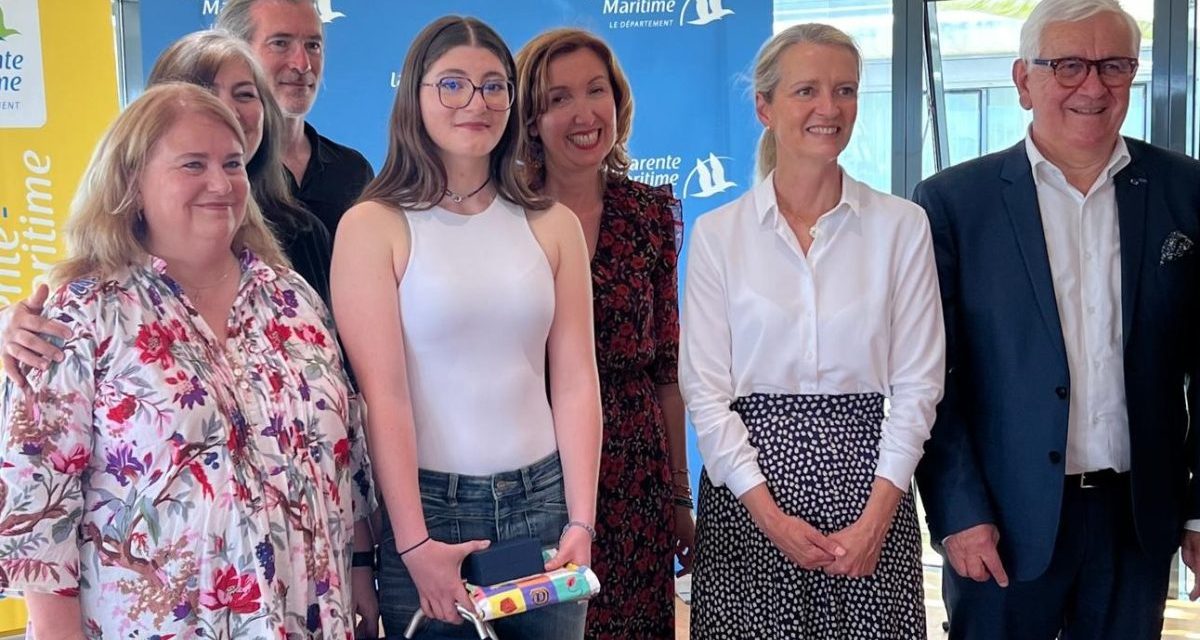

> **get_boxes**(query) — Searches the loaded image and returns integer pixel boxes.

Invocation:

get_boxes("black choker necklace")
[444,178,490,204]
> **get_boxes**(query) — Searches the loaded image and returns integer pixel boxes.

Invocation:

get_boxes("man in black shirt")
[288,122,374,237]
[217,0,373,237]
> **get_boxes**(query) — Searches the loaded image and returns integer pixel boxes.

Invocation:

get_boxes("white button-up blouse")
[680,171,945,498]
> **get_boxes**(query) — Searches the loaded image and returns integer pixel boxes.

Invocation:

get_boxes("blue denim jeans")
[378,452,588,639]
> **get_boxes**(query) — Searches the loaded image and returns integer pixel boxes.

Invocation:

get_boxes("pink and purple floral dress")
[0,251,374,639]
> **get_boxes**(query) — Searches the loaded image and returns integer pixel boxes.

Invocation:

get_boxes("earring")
[530,140,545,170]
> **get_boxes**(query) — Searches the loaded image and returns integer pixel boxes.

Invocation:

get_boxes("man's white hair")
[1018,0,1140,62]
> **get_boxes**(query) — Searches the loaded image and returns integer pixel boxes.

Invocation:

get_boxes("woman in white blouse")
[680,24,944,639]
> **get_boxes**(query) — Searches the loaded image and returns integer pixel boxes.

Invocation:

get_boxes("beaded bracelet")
[561,520,597,541]
[672,496,695,509]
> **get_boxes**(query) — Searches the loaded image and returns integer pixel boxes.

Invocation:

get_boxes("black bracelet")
[673,496,694,509]
[352,549,377,570]
[398,535,431,558]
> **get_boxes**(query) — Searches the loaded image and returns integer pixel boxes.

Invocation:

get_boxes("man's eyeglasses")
[1030,57,1139,88]
[421,76,514,111]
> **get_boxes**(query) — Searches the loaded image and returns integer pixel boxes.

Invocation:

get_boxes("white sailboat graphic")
[315,0,345,23]
[682,0,734,26]
[685,154,737,198]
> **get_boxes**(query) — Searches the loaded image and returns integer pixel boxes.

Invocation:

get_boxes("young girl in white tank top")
[331,15,602,639]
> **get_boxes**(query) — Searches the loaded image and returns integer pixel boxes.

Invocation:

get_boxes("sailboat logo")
[315,0,345,23]
[679,0,734,26]
[0,6,21,41]
[683,154,737,199]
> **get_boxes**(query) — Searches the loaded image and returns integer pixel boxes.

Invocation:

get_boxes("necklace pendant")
[444,179,490,206]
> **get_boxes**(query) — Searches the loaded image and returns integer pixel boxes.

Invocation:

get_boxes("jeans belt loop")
[520,464,536,500]
[447,473,459,506]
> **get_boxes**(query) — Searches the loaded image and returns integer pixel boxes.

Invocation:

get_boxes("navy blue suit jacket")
[913,138,1200,581]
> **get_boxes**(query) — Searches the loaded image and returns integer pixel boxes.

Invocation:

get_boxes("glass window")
[923,90,983,178]
[947,90,983,163]
[844,91,891,190]
[985,86,1029,153]
[1122,83,1148,140]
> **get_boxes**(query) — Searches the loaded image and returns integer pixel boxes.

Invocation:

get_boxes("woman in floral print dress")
[515,29,695,639]
[0,84,375,639]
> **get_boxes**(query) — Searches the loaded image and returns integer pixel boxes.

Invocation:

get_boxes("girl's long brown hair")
[357,15,549,212]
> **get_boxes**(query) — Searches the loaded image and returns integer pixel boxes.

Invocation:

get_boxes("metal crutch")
[403,603,500,640]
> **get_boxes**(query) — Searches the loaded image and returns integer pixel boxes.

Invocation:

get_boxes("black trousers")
[943,477,1174,640]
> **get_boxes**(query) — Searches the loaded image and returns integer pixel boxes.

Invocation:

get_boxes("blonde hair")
[358,16,548,211]
[514,28,634,190]
[50,82,287,286]
[753,23,862,180]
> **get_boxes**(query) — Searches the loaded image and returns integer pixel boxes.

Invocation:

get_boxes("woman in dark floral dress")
[516,28,695,639]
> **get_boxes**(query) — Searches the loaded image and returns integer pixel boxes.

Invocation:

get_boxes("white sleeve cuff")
[873,450,917,494]
[723,464,768,500]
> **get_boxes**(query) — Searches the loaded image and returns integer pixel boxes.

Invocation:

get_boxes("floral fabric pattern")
[585,178,681,640]
[0,251,374,639]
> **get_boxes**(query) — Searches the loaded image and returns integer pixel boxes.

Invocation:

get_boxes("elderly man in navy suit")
[913,0,1200,637]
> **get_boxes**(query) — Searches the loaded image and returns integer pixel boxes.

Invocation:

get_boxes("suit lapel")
[1114,147,1147,348]
[1000,143,1068,361]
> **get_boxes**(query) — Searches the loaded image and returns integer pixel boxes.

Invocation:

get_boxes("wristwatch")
[352,547,378,571]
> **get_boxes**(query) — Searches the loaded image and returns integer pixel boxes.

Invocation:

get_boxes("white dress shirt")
[1025,134,1131,475]
[680,170,945,498]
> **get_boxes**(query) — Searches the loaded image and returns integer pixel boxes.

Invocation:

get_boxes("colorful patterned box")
[467,564,600,621]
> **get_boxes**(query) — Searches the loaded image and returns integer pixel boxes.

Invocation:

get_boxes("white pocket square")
[1160,231,1194,265]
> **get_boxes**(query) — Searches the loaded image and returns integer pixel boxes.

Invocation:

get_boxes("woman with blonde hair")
[2,30,336,387]
[332,15,601,639]
[0,82,375,638]
[515,28,693,640]
[681,23,944,638]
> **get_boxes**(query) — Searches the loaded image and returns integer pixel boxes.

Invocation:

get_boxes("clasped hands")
[761,510,889,578]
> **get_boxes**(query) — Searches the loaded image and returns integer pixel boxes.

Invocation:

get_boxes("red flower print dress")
[0,252,375,639]
[584,178,682,640]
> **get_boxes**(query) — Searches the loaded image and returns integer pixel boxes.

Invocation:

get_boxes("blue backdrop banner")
[138,0,773,504]
[140,1,769,205]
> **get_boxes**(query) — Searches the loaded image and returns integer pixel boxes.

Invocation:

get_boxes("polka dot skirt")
[690,393,926,640]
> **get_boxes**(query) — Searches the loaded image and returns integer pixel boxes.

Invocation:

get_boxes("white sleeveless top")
[399,196,558,475]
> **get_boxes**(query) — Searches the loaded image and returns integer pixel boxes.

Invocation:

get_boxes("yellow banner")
[0,0,118,629]
[0,0,119,306]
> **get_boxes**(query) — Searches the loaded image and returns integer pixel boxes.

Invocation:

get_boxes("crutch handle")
[402,604,499,639]
[401,610,426,639]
